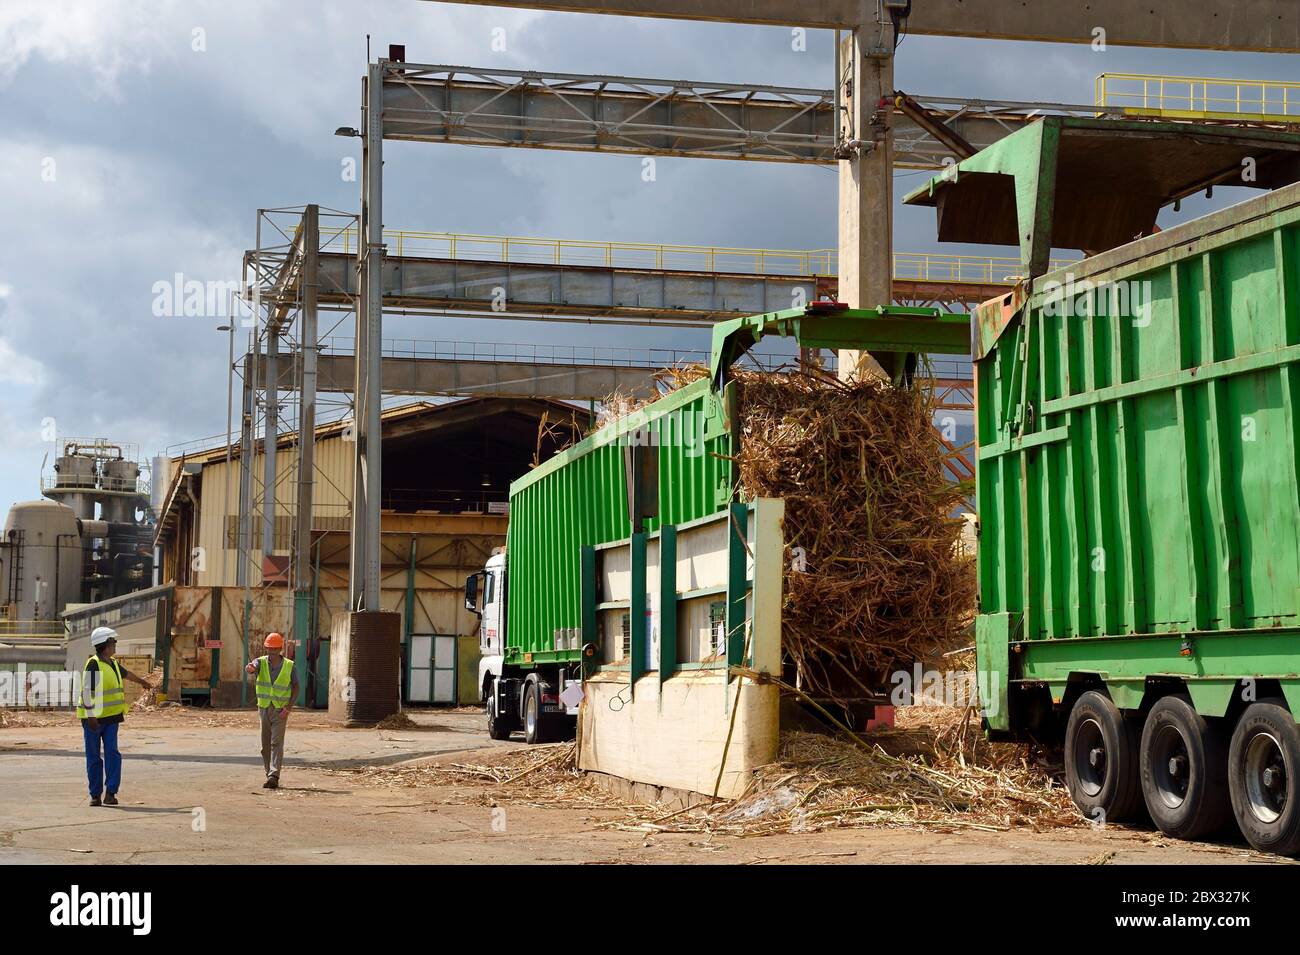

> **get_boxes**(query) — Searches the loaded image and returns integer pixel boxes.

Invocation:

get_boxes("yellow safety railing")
[0,620,66,638]
[321,227,1070,285]
[1096,72,1300,123]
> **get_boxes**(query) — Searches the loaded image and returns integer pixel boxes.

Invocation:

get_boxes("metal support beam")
[261,330,279,560]
[295,204,319,592]
[269,352,663,400]
[236,352,255,588]
[305,249,1010,319]
[894,91,975,160]
[352,64,385,611]
[427,0,1300,52]
[254,347,970,400]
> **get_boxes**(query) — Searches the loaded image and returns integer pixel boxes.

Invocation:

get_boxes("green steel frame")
[905,116,1300,280]
[709,303,970,386]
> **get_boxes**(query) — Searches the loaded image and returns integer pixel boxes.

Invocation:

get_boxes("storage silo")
[0,499,82,626]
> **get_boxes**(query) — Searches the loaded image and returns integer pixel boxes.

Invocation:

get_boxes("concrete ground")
[0,708,1285,865]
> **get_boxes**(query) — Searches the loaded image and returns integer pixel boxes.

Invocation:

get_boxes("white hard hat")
[90,626,119,648]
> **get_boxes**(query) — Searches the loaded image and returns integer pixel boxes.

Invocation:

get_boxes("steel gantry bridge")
[303,226,1069,321]
[376,64,1115,168]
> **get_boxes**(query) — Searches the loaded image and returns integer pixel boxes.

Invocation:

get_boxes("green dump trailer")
[972,179,1300,853]
[463,304,969,745]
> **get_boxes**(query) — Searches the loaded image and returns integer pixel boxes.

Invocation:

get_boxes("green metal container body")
[504,377,735,665]
[976,182,1300,726]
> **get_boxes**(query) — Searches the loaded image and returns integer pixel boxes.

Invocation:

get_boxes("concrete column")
[837,6,894,381]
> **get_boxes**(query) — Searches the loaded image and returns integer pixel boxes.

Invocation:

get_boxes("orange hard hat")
[264,632,285,650]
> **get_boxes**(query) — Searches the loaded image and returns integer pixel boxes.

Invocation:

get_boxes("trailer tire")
[1139,695,1231,839]
[1065,690,1143,824]
[1228,701,1300,856]
[523,680,551,745]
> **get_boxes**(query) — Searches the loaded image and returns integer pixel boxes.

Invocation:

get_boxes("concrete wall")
[580,672,778,799]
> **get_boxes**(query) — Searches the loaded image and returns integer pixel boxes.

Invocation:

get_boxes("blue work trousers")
[82,720,122,797]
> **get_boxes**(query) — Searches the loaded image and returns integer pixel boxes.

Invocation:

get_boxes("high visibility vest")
[255,656,295,708]
[77,656,126,720]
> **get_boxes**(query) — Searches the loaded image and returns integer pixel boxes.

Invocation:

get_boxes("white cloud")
[0,0,168,94]
[0,338,44,386]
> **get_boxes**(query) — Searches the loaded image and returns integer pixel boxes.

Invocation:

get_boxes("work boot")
[89,795,101,807]
[103,793,118,806]
[263,777,279,790]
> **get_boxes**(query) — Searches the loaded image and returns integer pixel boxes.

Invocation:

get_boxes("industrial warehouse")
[3,1,1300,904]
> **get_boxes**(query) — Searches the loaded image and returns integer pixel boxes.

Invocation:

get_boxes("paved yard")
[0,708,1281,865]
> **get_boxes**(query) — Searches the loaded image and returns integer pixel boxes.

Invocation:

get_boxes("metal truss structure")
[378,62,1113,168]
[236,205,358,632]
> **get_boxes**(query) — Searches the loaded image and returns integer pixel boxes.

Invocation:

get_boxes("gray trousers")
[259,707,288,779]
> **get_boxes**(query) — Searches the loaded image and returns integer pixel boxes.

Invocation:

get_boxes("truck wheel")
[486,684,515,741]
[1065,690,1143,824]
[523,681,550,745]
[1228,701,1300,856]
[1139,695,1231,839]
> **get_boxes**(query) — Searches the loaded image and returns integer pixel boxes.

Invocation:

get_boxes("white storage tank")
[150,455,171,516]
[101,459,140,493]
[51,454,98,520]
[100,459,141,523]
[54,454,96,489]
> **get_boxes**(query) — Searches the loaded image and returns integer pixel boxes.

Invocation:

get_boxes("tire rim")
[1074,717,1107,797]
[526,694,537,737]
[1244,731,1288,825]
[1149,723,1191,810]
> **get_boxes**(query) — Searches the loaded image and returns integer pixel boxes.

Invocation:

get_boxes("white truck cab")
[465,548,580,744]
[470,550,506,703]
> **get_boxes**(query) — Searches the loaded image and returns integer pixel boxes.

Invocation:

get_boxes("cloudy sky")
[1,0,1295,511]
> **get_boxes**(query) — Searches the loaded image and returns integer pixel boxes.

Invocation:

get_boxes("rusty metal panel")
[167,586,214,697]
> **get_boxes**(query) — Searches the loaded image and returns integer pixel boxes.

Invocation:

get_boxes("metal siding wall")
[193,435,354,588]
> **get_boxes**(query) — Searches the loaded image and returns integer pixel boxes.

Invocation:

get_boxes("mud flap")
[976,612,1018,732]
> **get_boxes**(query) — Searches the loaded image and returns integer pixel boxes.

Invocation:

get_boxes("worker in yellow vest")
[245,632,298,789]
[79,626,153,807]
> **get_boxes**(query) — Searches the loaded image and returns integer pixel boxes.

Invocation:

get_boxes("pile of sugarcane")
[615,365,975,703]
[730,369,975,699]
